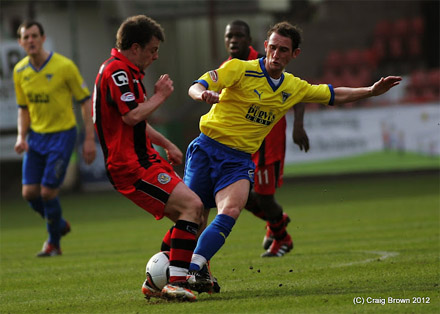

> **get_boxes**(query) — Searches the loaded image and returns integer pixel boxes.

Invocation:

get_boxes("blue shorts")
[23,127,77,188]
[184,133,255,209]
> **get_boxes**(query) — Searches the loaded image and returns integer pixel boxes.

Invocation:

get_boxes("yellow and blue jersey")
[195,58,334,154]
[13,52,90,133]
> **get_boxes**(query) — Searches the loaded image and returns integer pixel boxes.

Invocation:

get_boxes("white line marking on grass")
[335,251,400,268]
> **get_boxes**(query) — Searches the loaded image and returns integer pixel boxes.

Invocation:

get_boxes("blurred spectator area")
[307,15,439,109]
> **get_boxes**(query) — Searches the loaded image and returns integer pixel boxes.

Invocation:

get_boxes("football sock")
[43,197,62,248]
[190,214,235,270]
[59,218,68,233]
[160,226,174,251]
[28,197,45,218]
[245,197,267,220]
[189,254,207,271]
[249,208,267,220]
[268,213,288,241]
[169,220,199,283]
[29,197,68,231]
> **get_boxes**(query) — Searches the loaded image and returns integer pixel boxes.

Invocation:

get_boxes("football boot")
[161,281,197,302]
[261,234,293,257]
[262,213,291,250]
[36,241,61,257]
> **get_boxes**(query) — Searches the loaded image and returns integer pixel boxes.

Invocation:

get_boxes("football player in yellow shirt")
[185,21,401,292]
[13,21,96,257]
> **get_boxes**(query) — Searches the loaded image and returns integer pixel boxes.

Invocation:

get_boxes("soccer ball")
[145,251,170,290]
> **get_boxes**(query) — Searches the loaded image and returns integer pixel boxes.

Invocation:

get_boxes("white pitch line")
[335,251,400,268]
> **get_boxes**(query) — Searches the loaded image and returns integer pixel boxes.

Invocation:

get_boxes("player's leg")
[253,162,292,256]
[258,194,292,256]
[163,182,203,281]
[245,189,268,220]
[161,182,203,300]
[160,226,174,252]
[129,174,202,301]
[36,129,76,257]
[187,179,249,294]
[160,206,208,252]
[189,179,250,271]
[21,149,45,218]
[259,194,293,257]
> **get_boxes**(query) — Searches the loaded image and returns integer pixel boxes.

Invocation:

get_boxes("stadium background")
[0,0,439,197]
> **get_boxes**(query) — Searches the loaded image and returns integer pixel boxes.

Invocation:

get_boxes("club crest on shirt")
[157,173,171,184]
[282,91,291,103]
[46,74,53,81]
[209,70,218,82]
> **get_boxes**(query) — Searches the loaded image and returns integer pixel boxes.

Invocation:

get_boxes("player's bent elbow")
[121,114,139,126]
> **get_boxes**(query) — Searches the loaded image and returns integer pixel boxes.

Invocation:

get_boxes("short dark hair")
[17,20,44,38]
[116,15,165,50]
[228,20,251,37]
[267,21,302,50]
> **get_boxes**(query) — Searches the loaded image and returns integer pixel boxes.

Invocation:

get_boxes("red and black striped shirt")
[92,49,159,184]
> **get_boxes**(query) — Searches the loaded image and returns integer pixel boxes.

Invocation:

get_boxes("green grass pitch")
[1,172,438,313]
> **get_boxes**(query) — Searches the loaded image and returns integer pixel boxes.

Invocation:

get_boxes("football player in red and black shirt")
[92,15,202,302]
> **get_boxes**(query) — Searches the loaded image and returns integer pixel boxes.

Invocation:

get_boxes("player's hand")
[164,143,183,166]
[82,138,97,165]
[201,90,219,104]
[154,74,174,100]
[371,76,402,96]
[14,138,28,154]
[293,124,309,152]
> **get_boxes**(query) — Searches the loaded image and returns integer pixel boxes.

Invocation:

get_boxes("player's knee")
[22,187,40,201]
[218,207,241,220]
[185,195,204,224]
[167,195,204,225]
[40,187,59,201]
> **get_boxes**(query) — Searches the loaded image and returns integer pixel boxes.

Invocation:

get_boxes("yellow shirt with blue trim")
[195,58,334,154]
[13,52,90,133]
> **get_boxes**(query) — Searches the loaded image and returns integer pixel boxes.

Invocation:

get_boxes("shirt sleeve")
[13,66,27,107]
[301,83,335,106]
[194,58,245,93]
[65,60,91,103]
[105,65,139,116]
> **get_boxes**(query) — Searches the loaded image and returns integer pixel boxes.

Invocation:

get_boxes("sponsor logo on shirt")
[28,92,49,103]
[245,104,275,126]
[111,70,129,86]
[157,173,171,184]
[209,70,218,82]
[120,92,135,102]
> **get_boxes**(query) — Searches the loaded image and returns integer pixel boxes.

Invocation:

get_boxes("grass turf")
[1,172,438,313]
[284,151,440,177]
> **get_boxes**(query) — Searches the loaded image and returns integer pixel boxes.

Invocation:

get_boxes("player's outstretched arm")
[188,83,219,105]
[333,76,402,105]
